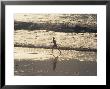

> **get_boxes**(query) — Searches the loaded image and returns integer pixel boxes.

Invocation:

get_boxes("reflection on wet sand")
[14,59,97,76]
[53,56,58,71]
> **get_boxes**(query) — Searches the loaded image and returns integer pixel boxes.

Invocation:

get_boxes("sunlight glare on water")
[14,47,96,61]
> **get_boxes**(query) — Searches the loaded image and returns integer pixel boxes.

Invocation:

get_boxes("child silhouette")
[52,37,61,55]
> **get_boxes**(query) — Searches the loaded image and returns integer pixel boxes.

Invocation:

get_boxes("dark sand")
[14,59,97,76]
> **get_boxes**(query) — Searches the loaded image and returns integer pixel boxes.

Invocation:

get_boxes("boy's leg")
[52,48,53,53]
[52,46,55,53]
[58,48,61,55]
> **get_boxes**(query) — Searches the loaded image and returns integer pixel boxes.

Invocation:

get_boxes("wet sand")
[14,47,97,76]
[14,59,97,76]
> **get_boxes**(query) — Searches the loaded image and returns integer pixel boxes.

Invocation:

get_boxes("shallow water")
[14,30,97,49]
[14,29,97,61]
[14,47,96,61]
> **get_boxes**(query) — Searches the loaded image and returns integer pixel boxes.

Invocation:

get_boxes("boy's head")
[53,37,55,39]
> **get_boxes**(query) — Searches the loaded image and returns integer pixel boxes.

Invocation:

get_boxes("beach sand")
[14,59,97,76]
